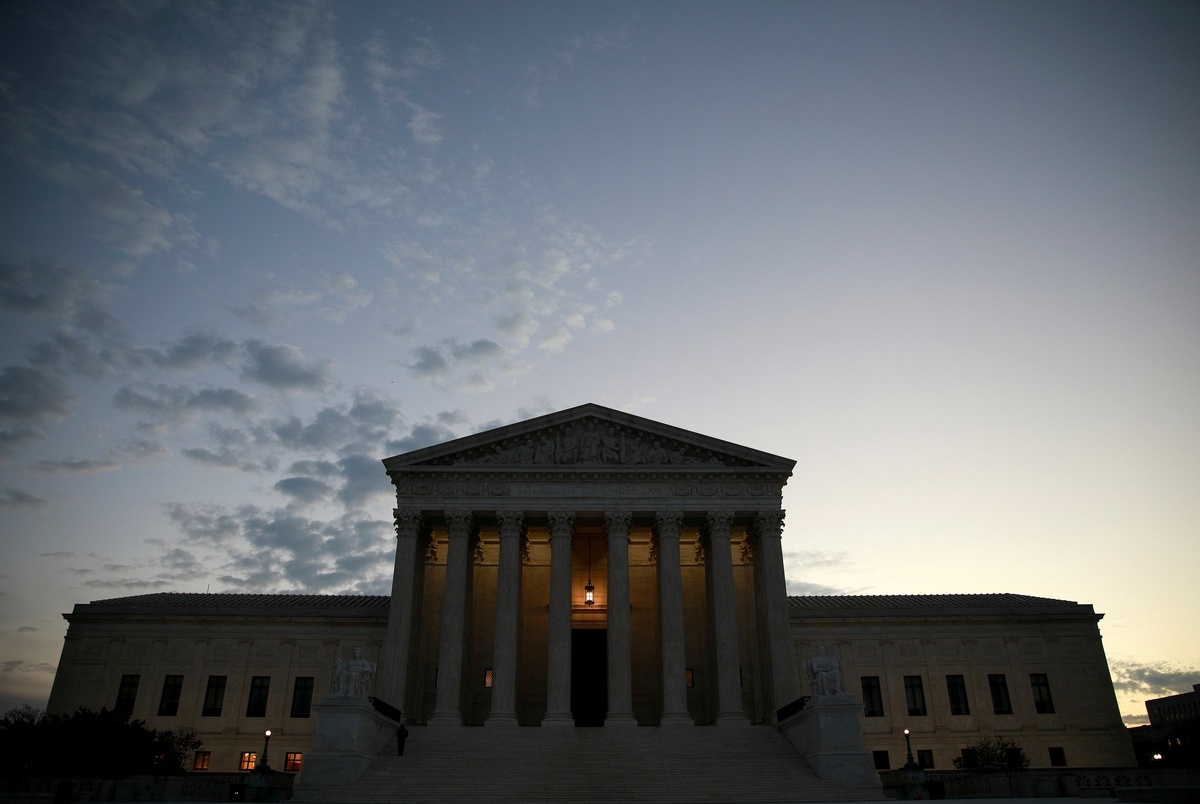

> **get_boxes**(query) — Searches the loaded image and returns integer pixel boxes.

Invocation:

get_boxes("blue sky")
[1,0,1197,722]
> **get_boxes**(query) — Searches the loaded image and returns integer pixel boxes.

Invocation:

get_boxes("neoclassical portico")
[378,404,798,728]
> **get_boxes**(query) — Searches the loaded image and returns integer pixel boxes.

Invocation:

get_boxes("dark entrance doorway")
[571,629,607,726]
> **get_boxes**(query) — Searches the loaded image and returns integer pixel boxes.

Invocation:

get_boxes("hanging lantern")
[585,580,595,606]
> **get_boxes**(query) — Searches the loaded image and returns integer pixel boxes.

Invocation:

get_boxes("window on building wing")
[1048,747,1067,767]
[115,674,140,717]
[290,677,314,718]
[946,674,970,715]
[158,675,183,717]
[988,674,1013,715]
[861,676,884,717]
[239,752,257,771]
[872,750,890,770]
[917,749,934,769]
[202,676,227,717]
[193,751,211,771]
[285,753,302,772]
[245,676,270,718]
[1030,673,1055,714]
[904,675,927,717]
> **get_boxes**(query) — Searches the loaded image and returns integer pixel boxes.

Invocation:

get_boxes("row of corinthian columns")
[380,508,794,727]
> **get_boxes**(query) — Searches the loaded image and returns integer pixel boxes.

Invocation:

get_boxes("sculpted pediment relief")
[417,417,756,468]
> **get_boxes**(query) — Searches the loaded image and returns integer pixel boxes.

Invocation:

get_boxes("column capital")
[547,510,575,537]
[444,509,474,534]
[703,510,735,538]
[604,510,632,536]
[653,510,684,539]
[752,510,785,539]
[393,508,423,538]
[495,511,525,537]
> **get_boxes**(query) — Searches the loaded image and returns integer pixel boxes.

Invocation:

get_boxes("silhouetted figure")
[396,723,409,756]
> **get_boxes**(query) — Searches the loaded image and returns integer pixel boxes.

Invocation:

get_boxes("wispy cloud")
[0,487,48,509]
[1109,659,1200,699]
[29,459,121,476]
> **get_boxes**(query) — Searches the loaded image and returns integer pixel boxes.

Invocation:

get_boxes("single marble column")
[754,510,798,719]
[655,510,693,725]
[604,510,637,726]
[706,511,749,726]
[543,510,575,725]
[428,510,473,726]
[380,508,422,718]
[486,511,523,727]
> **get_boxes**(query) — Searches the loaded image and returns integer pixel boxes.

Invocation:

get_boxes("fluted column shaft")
[486,512,523,726]
[706,511,749,726]
[543,510,575,725]
[381,509,422,719]
[429,510,473,726]
[605,511,637,726]
[655,510,692,725]
[754,510,797,719]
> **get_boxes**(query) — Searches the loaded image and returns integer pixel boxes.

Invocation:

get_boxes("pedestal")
[777,694,883,793]
[301,696,402,787]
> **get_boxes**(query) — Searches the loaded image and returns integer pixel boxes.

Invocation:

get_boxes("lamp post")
[903,728,917,770]
[256,729,272,771]
[902,728,925,799]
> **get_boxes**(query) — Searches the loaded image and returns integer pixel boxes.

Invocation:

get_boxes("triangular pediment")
[383,403,795,471]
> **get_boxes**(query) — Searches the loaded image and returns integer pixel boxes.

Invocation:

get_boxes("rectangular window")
[484,668,493,688]
[872,750,890,770]
[685,668,694,688]
[245,676,270,717]
[904,675,927,716]
[988,674,1013,715]
[239,752,257,771]
[917,749,935,769]
[285,752,303,772]
[158,675,183,717]
[960,748,979,769]
[115,674,140,717]
[861,676,884,717]
[946,674,970,715]
[290,676,314,718]
[1030,673,1055,714]
[193,751,211,771]
[202,676,227,717]
[1048,747,1067,767]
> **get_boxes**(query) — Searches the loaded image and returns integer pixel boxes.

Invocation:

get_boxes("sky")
[0,0,1197,725]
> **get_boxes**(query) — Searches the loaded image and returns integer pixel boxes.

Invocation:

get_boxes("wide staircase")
[295,725,883,803]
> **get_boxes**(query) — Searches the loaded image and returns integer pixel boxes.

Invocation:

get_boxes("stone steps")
[296,725,883,803]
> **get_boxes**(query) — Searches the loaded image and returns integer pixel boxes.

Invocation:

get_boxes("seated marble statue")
[805,646,843,697]
[333,647,376,697]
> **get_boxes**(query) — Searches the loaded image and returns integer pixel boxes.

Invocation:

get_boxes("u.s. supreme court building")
[46,404,1135,798]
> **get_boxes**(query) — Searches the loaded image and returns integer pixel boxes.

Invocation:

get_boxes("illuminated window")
[285,753,302,772]
[158,675,183,717]
[946,674,970,716]
[484,668,493,688]
[115,674,140,717]
[904,676,927,716]
[861,677,884,717]
[239,752,257,771]
[685,668,694,688]
[988,674,1013,715]
[290,677,314,718]
[193,751,211,771]
[1030,673,1055,714]
[245,676,270,717]
[202,676,226,717]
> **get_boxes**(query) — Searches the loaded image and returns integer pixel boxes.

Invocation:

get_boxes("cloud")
[537,326,572,352]
[408,338,509,384]
[786,550,852,569]
[1109,659,1200,699]
[152,333,240,370]
[786,579,850,596]
[407,104,442,145]
[0,367,75,421]
[114,384,257,419]
[29,459,121,476]
[0,486,48,509]
[275,476,333,504]
[0,427,43,458]
[336,454,393,508]
[16,626,38,633]
[241,340,334,391]
[0,261,112,324]
[1,661,56,675]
